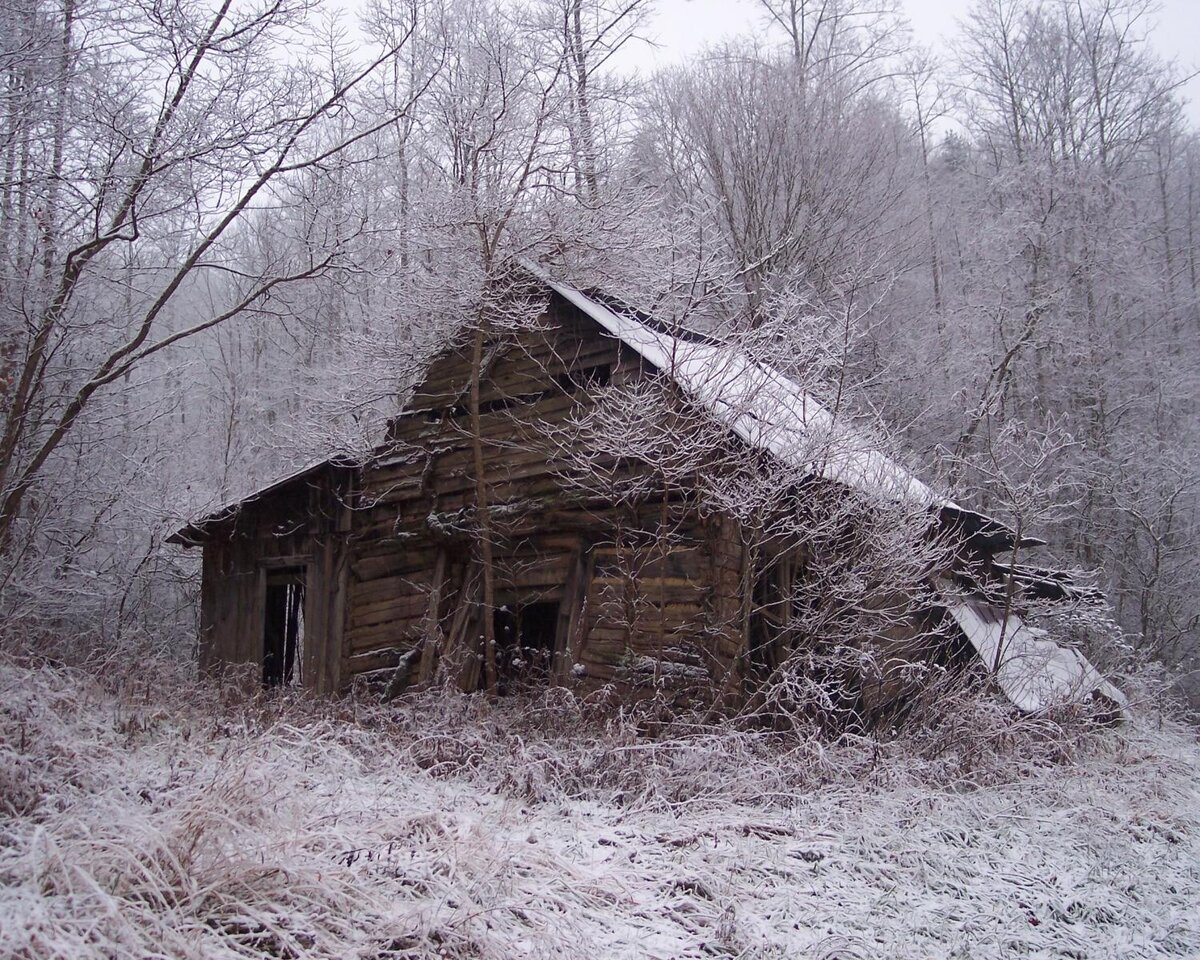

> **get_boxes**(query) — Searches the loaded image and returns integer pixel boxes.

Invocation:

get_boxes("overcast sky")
[627,0,1200,124]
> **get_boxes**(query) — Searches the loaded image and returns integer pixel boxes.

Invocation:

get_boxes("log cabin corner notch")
[169,264,1126,716]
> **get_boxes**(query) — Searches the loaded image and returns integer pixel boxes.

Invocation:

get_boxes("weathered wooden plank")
[349,593,430,629]
[348,574,427,607]
[346,645,415,676]
[588,578,707,603]
[415,548,449,684]
[579,641,633,667]
[590,602,706,626]
[348,617,422,652]
[412,333,616,409]
[351,550,431,583]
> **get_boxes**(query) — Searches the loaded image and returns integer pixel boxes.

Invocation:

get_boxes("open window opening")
[748,553,798,684]
[553,362,612,394]
[492,600,560,694]
[263,567,306,687]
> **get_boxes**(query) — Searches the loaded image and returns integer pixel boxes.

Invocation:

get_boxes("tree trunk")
[469,303,498,696]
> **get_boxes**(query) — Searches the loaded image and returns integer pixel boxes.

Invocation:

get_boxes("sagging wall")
[341,300,747,699]
[197,466,352,694]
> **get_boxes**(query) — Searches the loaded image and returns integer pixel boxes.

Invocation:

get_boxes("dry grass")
[1,633,1197,959]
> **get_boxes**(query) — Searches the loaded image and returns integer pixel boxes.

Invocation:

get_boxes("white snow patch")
[1,649,1194,960]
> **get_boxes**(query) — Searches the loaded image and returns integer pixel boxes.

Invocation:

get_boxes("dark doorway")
[263,567,306,687]
[748,555,797,685]
[492,600,560,693]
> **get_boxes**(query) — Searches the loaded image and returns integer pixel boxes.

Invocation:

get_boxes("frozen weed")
[1,634,1198,959]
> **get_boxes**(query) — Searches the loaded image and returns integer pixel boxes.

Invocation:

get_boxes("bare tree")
[0,0,435,557]
[638,44,920,312]
[750,0,908,91]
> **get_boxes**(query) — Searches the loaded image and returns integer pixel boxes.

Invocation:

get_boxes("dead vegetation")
[1,630,1197,959]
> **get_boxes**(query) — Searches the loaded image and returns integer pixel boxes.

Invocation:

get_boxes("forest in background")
[0,0,1196,700]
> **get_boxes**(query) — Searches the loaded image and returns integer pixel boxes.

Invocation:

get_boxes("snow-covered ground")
[2,644,1198,959]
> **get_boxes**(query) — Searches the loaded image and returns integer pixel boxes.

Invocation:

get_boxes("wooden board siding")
[191,295,762,702]
[178,280,1046,717]
[575,540,712,683]
[195,465,352,695]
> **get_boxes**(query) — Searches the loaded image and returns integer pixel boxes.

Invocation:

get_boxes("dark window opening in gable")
[263,567,306,687]
[446,363,613,421]
[553,362,612,394]
[492,600,561,694]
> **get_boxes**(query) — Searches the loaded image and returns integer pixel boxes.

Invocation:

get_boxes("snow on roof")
[529,265,959,511]
[938,583,1126,713]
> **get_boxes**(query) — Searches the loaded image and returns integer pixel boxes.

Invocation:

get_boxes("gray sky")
[629,0,1200,124]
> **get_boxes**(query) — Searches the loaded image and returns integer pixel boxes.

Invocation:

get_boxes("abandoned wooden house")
[170,265,1125,717]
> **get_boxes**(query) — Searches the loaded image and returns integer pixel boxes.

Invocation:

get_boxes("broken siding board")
[348,632,420,660]
[433,563,480,684]
[454,611,485,692]
[347,646,411,675]
[415,548,450,684]
[551,541,589,681]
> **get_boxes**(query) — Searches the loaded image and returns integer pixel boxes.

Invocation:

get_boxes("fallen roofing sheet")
[938,583,1126,713]
[529,265,956,511]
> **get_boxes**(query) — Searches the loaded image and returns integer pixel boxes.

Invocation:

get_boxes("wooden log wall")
[341,301,742,700]
[190,294,967,711]
[575,537,714,691]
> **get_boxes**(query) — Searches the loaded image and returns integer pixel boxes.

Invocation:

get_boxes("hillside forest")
[1,0,1198,698]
